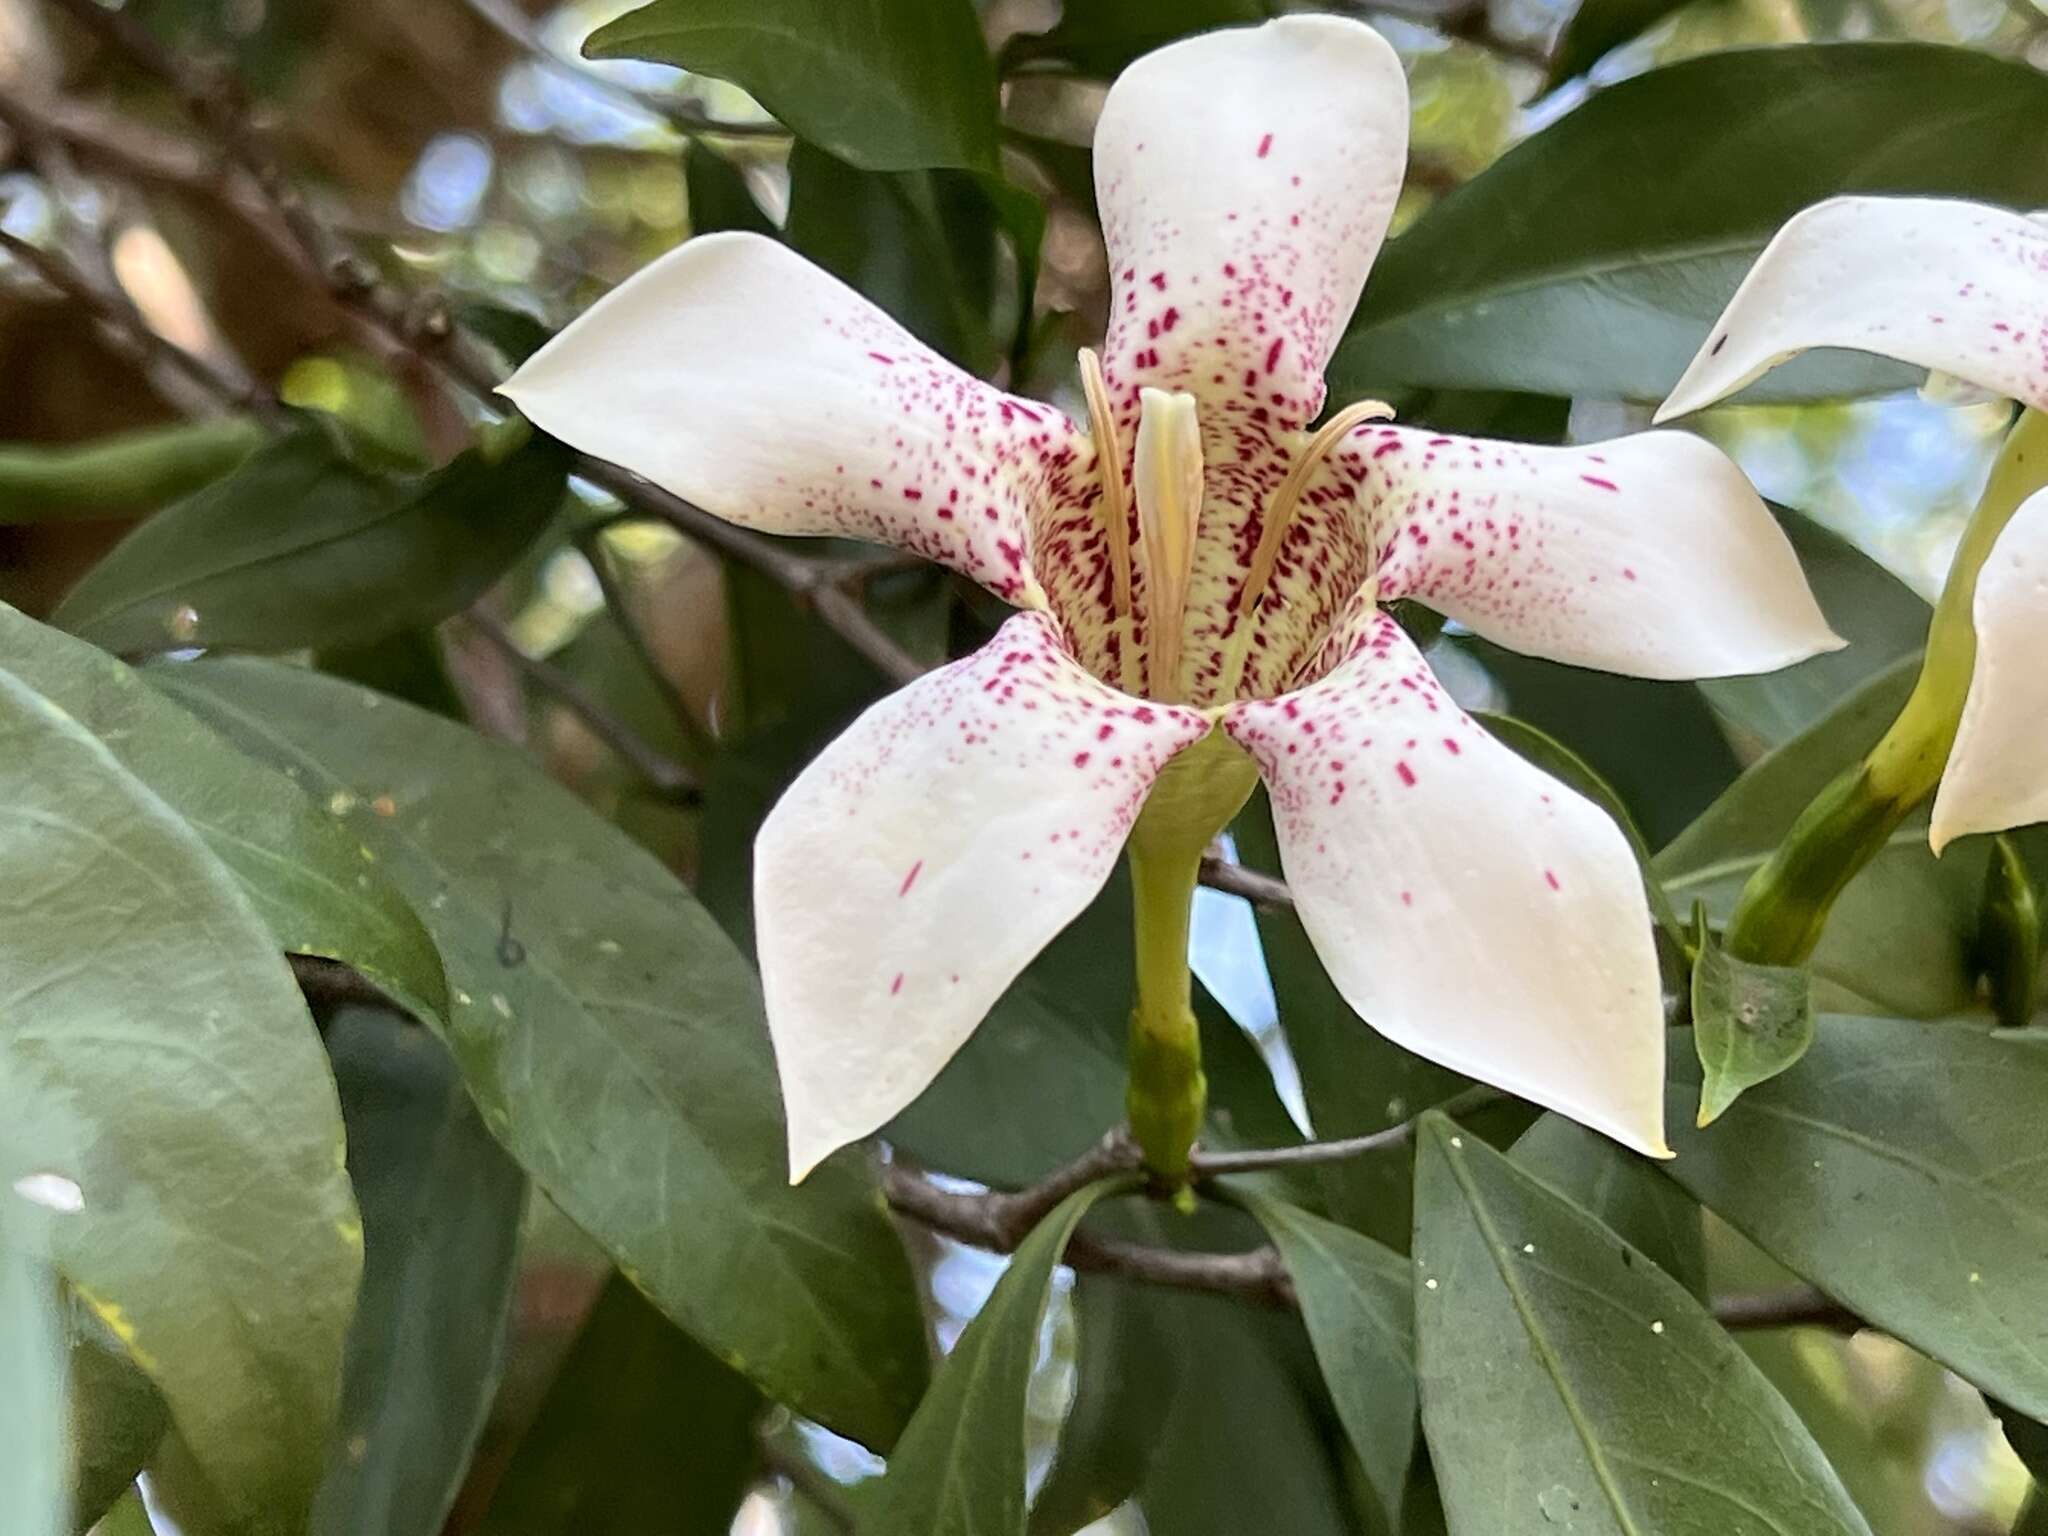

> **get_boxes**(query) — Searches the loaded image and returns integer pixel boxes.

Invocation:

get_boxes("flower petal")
[1222,611,1669,1157]
[1929,488,2048,853]
[1091,17,1408,704]
[1657,196,2048,421]
[756,612,1210,1179]
[1093,14,1407,423]
[1308,425,1839,682]
[502,231,1092,606]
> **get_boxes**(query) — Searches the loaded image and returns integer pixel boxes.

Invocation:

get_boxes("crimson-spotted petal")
[1091,14,1410,703]
[756,612,1210,1180]
[501,232,1091,607]
[1657,197,2048,420]
[1223,611,1669,1158]
[1311,426,1839,681]
[1929,488,2048,854]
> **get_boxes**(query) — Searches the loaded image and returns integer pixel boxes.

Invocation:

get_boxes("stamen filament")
[1131,388,1204,702]
[1219,398,1394,696]
[1077,348,1139,692]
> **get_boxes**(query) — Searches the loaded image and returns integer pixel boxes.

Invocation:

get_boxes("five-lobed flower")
[504,15,1838,1181]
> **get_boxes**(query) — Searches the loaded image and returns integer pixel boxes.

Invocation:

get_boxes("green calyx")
[1726,407,2048,966]
[1123,727,1258,1189]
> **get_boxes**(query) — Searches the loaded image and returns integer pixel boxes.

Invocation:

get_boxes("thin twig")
[1187,1084,1503,1175]
[1199,853,1294,909]
[0,226,284,423]
[573,524,718,761]
[883,1147,1859,1328]
[465,610,701,802]
[1710,1283,1861,1333]
[458,0,788,142]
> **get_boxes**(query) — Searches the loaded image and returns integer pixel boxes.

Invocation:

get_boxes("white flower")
[1658,195,2048,852]
[505,16,1836,1178]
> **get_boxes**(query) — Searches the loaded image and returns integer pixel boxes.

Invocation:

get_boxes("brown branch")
[464,610,700,802]
[1710,1284,1861,1333]
[1199,853,1294,909]
[0,226,284,424]
[573,524,717,761]
[1187,1084,1503,1176]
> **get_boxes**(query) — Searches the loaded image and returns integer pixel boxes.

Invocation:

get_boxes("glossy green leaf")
[64,1303,169,1531]
[1696,511,1928,751]
[1028,1276,1176,1536]
[1001,0,1272,78]
[1658,655,1991,1019]
[1690,923,1814,1125]
[0,668,359,1536]
[0,1221,66,1536]
[787,144,1038,375]
[859,1178,1131,1536]
[482,1272,763,1535]
[585,0,999,173]
[0,418,262,522]
[1980,835,2042,1029]
[685,141,776,236]
[1510,1114,1704,1300]
[53,421,570,657]
[1545,0,1687,85]
[1413,1114,1871,1536]
[311,1009,526,1536]
[1237,1192,1416,1532]
[154,658,929,1450]
[1665,1015,2048,1419]
[0,603,446,1027]
[1331,45,2048,403]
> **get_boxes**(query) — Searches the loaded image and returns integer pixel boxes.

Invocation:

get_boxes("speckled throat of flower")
[502,13,1839,1184]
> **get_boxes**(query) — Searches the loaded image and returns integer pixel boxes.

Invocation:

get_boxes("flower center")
[1075,349,1393,706]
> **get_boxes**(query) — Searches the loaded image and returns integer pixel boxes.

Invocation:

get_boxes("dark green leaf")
[1980,835,2042,1029]
[312,1009,526,1536]
[1665,1015,2048,1419]
[1028,1277,1177,1536]
[1658,655,1991,1019]
[1331,45,2048,403]
[482,1273,763,1535]
[64,1302,169,1531]
[0,418,262,522]
[1697,511,1928,751]
[0,669,359,1536]
[786,144,1034,374]
[0,1223,66,1536]
[1413,1115,1870,1536]
[1133,1292,1367,1536]
[858,1178,1132,1536]
[1545,0,1687,86]
[1002,0,1272,77]
[1237,1193,1416,1532]
[154,658,929,1450]
[0,603,447,1027]
[685,142,777,236]
[585,0,999,173]
[54,420,570,656]
[1690,923,1814,1125]
[1509,1114,1704,1300]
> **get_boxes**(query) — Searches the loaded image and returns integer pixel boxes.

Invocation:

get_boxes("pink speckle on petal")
[1396,762,1416,787]
[1544,870,1562,892]
[898,860,924,897]
[1580,475,1619,493]
[1256,132,1273,158]
[890,972,905,996]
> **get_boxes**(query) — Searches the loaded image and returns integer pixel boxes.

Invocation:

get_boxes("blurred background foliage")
[6,0,2048,1530]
